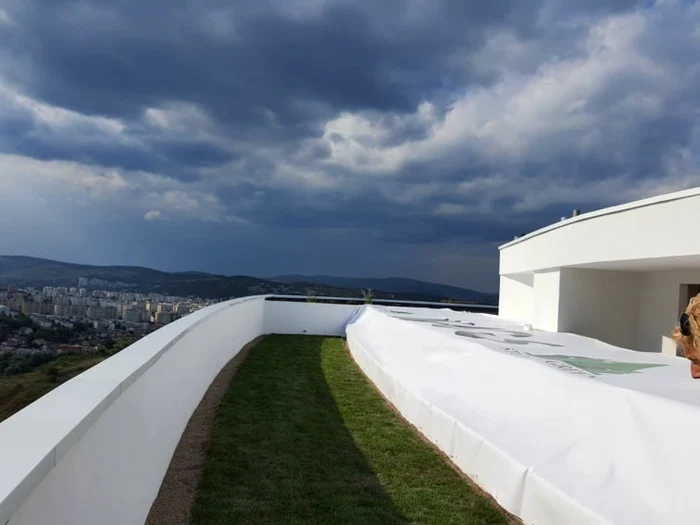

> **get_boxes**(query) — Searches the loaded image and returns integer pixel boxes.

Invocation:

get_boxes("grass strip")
[191,334,510,525]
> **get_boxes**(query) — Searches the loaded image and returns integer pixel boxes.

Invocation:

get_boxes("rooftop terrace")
[151,334,512,525]
[0,295,696,525]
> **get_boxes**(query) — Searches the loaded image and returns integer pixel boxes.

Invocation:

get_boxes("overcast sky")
[0,0,698,292]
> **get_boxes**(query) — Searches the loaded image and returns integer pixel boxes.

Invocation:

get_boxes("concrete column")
[498,274,534,324]
[532,270,562,332]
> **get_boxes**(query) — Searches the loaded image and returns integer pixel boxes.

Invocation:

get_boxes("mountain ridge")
[269,274,496,302]
[0,256,498,304]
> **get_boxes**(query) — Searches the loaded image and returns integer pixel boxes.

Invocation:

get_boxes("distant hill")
[269,275,498,305]
[0,256,497,304]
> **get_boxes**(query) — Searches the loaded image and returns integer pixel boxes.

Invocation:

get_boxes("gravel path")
[145,336,263,525]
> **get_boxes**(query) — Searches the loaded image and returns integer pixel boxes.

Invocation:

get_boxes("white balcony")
[0,296,697,525]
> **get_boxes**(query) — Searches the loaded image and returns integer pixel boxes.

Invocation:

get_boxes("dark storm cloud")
[227,173,560,247]
[4,0,638,125]
[0,0,521,174]
[0,0,658,145]
[1,0,490,122]
[0,104,237,176]
[148,139,236,168]
[0,0,698,287]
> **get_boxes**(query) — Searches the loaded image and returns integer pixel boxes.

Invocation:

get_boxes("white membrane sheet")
[345,306,700,525]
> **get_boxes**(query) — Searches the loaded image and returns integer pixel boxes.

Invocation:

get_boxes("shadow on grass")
[190,334,409,524]
[191,334,510,525]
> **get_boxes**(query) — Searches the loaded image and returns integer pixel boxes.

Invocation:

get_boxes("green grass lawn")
[0,354,108,423]
[191,335,511,525]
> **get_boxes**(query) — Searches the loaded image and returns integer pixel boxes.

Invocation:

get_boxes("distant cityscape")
[0,256,498,370]
[0,278,216,359]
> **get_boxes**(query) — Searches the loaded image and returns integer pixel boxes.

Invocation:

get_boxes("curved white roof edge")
[0,294,269,525]
[498,186,700,251]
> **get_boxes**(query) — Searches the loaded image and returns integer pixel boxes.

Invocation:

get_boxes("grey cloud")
[0,0,697,289]
[0,0,573,125]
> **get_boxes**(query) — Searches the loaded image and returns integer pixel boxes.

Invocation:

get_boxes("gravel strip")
[145,336,263,525]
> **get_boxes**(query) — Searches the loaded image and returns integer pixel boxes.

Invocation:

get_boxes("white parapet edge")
[0,295,268,525]
[498,186,700,250]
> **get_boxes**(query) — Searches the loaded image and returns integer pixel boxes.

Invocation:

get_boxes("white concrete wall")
[557,268,641,350]
[499,189,700,275]
[502,268,644,350]
[498,274,533,324]
[4,296,266,525]
[637,270,700,354]
[501,266,689,353]
[263,300,362,336]
[0,297,368,525]
[498,188,700,353]
[532,270,562,332]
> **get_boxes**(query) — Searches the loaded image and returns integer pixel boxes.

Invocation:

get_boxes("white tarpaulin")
[345,305,700,525]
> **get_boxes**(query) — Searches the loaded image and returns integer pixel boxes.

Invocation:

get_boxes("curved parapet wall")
[0,296,369,525]
[0,296,266,525]
[499,187,700,275]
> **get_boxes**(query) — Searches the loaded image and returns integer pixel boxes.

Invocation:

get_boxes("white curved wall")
[500,187,700,275]
[0,296,364,525]
[264,300,362,336]
[1,296,265,525]
[497,274,533,323]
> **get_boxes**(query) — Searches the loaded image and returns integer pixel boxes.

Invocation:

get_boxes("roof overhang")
[499,186,700,251]
[568,254,700,272]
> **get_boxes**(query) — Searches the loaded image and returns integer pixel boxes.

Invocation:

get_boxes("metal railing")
[264,294,498,313]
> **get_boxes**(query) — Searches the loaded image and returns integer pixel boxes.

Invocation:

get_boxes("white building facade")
[498,187,700,355]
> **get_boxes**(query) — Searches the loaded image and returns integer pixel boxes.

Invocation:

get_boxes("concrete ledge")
[499,186,700,250]
[0,295,266,525]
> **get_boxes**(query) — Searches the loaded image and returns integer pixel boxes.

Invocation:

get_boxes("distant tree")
[4,364,22,376]
[73,321,92,333]
[46,367,59,383]
[33,327,72,344]
[361,288,374,304]
[110,340,130,354]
